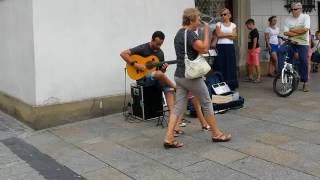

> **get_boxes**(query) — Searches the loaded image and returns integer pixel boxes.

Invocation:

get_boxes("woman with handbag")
[163,8,231,149]
[214,8,238,89]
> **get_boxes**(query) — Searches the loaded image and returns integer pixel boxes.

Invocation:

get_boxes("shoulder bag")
[184,29,211,79]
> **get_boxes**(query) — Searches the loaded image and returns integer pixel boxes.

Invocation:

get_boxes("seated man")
[120,31,176,115]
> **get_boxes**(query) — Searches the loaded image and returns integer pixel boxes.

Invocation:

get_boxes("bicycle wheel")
[292,70,300,91]
[273,71,295,97]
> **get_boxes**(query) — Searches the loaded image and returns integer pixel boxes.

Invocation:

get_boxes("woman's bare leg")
[191,97,209,128]
[204,114,222,137]
[153,71,176,89]
[164,113,179,143]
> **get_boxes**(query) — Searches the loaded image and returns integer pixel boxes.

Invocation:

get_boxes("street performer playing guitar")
[120,31,176,116]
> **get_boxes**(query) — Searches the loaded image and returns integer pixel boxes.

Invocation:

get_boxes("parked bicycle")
[273,36,300,97]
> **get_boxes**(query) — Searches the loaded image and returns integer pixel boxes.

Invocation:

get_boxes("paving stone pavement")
[0,111,33,141]
[1,73,320,179]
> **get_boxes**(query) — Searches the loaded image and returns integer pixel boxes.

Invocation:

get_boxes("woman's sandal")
[163,141,184,149]
[173,130,185,137]
[212,133,232,142]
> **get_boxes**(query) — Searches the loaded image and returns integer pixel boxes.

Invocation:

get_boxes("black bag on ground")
[213,96,244,113]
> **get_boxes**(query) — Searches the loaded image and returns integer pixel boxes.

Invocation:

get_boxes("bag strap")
[184,29,188,59]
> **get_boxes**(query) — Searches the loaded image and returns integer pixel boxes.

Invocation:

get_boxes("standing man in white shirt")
[283,2,311,92]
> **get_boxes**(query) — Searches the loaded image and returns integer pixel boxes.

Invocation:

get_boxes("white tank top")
[216,22,236,44]
[265,26,279,45]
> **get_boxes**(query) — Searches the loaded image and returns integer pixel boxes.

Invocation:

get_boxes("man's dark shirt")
[248,28,260,49]
[130,43,164,82]
[130,43,164,63]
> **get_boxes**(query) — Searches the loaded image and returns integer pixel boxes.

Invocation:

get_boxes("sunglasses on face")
[220,13,228,17]
[291,8,300,11]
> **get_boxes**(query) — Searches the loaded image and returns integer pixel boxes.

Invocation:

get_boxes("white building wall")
[0,0,36,105]
[251,0,319,48]
[32,0,194,105]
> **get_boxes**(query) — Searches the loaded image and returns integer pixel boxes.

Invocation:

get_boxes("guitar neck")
[146,60,178,68]
[162,60,178,65]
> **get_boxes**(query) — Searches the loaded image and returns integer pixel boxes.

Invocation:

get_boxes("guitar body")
[126,55,159,80]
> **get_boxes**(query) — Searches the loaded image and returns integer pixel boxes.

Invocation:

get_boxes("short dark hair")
[245,18,255,25]
[268,16,277,23]
[152,31,165,41]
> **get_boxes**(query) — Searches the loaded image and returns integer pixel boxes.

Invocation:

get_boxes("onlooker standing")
[246,19,261,83]
[307,30,313,80]
[311,30,320,72]
[264,16,280,77]
[283,2,310,92]
[214,8,238,90]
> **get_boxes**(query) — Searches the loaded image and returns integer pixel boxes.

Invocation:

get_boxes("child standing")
[246,19,261,83]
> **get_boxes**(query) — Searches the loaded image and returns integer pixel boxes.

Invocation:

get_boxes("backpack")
[205,71,224,97]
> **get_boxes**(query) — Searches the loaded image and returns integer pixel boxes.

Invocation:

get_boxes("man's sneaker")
[303,83,309,92]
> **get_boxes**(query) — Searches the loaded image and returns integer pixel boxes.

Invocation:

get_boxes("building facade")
[0,0,318,128]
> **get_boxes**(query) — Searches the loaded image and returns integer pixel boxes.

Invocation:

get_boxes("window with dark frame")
[195,0,233,19]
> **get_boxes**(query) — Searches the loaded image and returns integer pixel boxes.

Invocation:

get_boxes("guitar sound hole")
[152,58,155,61]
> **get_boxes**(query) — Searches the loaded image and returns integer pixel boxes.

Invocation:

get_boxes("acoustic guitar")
[126,55,178,80]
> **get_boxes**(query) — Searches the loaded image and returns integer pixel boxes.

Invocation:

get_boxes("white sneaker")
[202,125,211,131]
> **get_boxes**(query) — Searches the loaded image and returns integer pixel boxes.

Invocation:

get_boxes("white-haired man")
[283,2,310,92]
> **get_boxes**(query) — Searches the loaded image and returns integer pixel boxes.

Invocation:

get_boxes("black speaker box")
[131,83,163,120]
